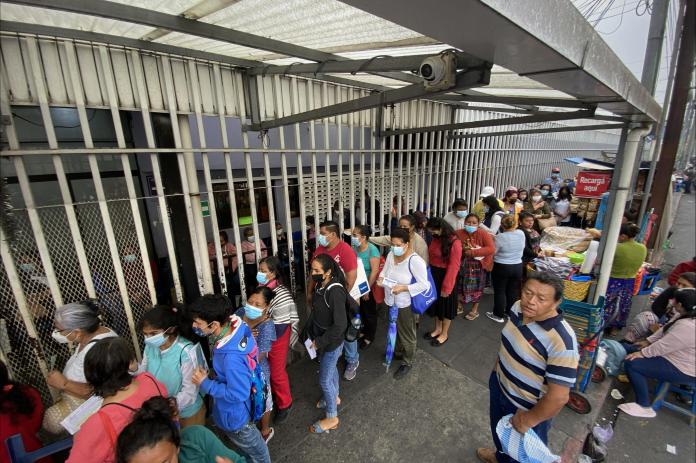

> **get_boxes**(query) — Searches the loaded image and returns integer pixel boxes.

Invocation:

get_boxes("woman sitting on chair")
[619,288,696,418]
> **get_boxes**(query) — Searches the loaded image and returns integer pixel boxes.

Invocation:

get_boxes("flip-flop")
[465,312,479,320]
[309,420,338,434]
[262,427,275,443]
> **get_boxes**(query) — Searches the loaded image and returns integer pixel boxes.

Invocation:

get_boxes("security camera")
[419,51,457,92]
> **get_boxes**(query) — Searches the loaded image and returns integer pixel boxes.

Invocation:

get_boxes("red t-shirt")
[313,241,358,274]
[66,373,167,463]
[0,385,51,463]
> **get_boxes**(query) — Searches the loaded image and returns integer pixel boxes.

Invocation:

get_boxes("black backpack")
[323,282,362,342]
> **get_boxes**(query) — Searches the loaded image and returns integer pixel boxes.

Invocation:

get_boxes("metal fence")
[0,31,619,403]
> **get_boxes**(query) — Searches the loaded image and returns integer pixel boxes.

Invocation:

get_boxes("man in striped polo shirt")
[477,272,579,463]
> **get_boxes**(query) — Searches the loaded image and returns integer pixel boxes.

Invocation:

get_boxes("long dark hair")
[483,195,503,222]
[426,217,455,260]
[259,255,285,286]
[139,303,195,342]
[116,396,179,463]
[662,288,696,335]
[312,253,347,289]
[1,361,38,423]
[558,186,572,201]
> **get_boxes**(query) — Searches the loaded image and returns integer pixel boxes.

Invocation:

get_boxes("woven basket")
[563,279,592,302]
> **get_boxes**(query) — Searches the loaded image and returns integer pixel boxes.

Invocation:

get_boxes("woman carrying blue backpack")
[378,228,430,380]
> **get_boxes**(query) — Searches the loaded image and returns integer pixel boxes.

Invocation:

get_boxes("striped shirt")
[268,284,298,325]
[495,301,579,411]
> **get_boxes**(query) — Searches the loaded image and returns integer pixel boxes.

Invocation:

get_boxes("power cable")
[11,109,98,129]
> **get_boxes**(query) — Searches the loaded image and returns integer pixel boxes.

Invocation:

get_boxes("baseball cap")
[480,186,495,198]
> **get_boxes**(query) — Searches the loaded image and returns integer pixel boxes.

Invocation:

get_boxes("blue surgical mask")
[464,225,478,234]
[318,234,329,247]
[541,190,549,197]
[144,331,167,348]
[351,236,361,247]
[456,210,468,218]
[244,304,264,320]
[392,245,405,257]
[256,271,268,285]
[122,254,137,263]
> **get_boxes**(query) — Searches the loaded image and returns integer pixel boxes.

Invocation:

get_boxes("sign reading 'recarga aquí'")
[575,171,612,198]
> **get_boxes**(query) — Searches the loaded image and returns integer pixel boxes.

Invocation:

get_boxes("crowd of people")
[2,167,694,463]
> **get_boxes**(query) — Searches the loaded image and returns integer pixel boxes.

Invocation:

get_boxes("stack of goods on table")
[570,197,602,226]
[531,226,598,302]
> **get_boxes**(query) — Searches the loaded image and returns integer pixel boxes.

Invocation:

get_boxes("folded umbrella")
[384,305,398,372]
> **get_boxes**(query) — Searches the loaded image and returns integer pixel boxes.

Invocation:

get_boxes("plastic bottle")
[351,313,362,329]
[581,240,599,274]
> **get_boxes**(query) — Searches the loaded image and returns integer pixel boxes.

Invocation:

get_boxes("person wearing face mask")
[43,300,117,435]
[603,223,647,336]
[473,187,505,221]
[256,256,298,423]
[543,167,564,194]
[115,396,245,463]
[236,286,276,443]
[553,186,573,226]
[651,272,696,322]
[540,183,556,211]
[443,198,470,231]
[370,215,429,264]
[307,221,361,381]
[423,218,462,346]
[523,187,552,229]
[241,226,267,295]
[502,187,523,228]
[139,305,206,428]
[377,228,430,379]
[455,214,496,321]
[66,337,167,463]
[189,294,270,463]
[619,288,696,418]
[351,225,381,350]
[306,254,349,432]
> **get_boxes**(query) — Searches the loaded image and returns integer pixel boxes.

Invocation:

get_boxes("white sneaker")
[485,312,505,323]
[618,402,657,418]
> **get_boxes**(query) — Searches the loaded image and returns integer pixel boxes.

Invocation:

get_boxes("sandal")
[262,427,275,443]
[465,311,479,320]
[316,398,341,409]
[309,420,339,434]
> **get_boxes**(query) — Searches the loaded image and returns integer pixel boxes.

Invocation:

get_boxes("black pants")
[359,292,378,342]
[492,262,522,318]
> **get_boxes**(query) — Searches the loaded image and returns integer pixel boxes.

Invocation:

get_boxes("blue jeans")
[343,339,359,364]
[489,372,551,463]
[320,343,343,418]
[624,356,696,407]
[224,422,271,463]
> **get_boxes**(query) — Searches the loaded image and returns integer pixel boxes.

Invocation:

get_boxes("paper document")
[60,395,103,435]
[382,278,397,289]
[304,338,317,359]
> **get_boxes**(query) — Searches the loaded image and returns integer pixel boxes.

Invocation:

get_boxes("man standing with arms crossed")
[306,221,360,381]
[477,272,579,463]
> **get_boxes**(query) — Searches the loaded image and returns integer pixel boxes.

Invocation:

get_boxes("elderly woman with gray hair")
[42,300,117,434]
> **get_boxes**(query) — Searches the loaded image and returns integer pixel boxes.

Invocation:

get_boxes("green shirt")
[355,242,380,275]
[610,239,647,279]
[179,425,246,463]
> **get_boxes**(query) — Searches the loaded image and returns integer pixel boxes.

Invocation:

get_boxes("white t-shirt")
[554,199,571,223]
[379,253,430,308]
[63,330,118,383]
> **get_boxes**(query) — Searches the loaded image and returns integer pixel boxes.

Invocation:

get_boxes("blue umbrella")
[384,305,398,372]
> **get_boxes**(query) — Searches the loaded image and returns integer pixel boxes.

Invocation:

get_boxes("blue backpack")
[408,255,438,314]
[246,345,269,422]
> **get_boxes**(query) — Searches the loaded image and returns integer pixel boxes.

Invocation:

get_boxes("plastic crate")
[637,271,661,295]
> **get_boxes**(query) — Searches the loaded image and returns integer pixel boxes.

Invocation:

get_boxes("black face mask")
[311,274,324,283]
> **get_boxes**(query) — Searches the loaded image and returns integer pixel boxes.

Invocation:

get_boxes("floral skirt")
[604,277,635,329]
[458,258,485,304]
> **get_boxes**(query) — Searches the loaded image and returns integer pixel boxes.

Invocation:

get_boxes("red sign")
[575,171,612,198]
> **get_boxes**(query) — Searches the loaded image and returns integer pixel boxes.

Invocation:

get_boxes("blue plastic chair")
[652,382,696,428]
[5,434,73,463]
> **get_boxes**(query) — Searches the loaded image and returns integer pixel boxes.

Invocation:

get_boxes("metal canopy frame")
[383,109,596,137]
[248,67,492,131]
[449,122,626,139]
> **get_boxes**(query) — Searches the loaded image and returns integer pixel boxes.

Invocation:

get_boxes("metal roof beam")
[248,52,486,76]
[340,0,661,121]
[248,67,491,131]
[382,108,596,137]
[449,122,626,139]
[434,94,594,109]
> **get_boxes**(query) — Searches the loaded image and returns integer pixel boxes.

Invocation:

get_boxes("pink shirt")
[241,240,267,264]
[644,318,696,377]
[66,373,167,463]
[313,241,358,274]
[208,242,238,272]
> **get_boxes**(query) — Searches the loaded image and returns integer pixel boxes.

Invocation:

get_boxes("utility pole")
[646,0,695,247]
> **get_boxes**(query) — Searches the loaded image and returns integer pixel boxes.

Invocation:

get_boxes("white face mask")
[532,195,542,202]
[52,329,73,344]
[247,236,255,243]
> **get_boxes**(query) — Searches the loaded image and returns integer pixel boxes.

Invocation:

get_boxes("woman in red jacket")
[455,214,496,321]
[1,361,51,463]
[423,218,463,346]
